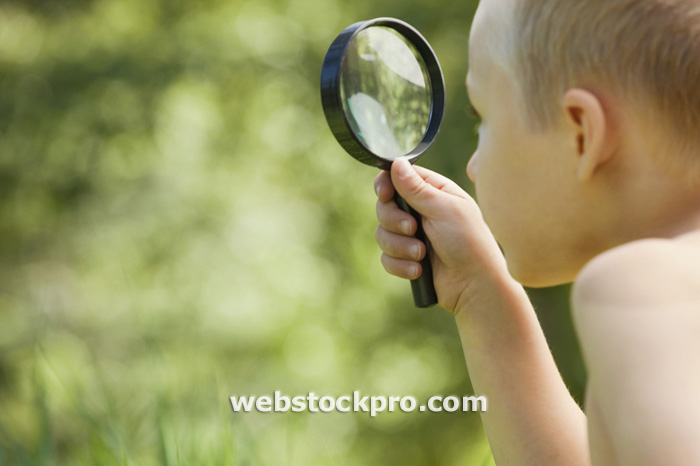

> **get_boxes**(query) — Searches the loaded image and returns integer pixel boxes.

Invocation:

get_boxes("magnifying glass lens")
[340,26,432,159]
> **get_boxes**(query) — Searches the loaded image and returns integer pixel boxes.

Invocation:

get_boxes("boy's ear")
[562,89,616,182]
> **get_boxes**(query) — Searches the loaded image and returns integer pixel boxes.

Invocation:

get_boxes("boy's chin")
[506,260,575,288]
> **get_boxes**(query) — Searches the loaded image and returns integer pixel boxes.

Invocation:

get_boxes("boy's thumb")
[390,158,437,215]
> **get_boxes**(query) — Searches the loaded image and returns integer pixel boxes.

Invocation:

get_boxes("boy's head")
[466,0,700,287]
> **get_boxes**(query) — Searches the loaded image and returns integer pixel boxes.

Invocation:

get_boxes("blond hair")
[508,0,700,176]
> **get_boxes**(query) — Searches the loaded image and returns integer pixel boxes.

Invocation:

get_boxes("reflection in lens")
[340,26,432,159]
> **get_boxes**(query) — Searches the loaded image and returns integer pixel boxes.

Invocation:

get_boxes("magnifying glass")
[320,17,445,308]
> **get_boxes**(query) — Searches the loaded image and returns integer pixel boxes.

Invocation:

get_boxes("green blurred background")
[0,0,585,464]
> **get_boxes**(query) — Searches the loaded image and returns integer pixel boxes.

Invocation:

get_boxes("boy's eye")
[467,102,481,120]
[467,103,482,134]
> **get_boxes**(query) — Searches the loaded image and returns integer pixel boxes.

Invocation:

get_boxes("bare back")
[573,233,700,465]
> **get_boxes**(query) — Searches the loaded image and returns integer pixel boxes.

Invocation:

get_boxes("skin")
[374,0,700,464]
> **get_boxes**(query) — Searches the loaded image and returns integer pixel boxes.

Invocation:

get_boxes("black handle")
[394,192,437,308]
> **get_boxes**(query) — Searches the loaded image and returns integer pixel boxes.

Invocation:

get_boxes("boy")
[373,0,700,464]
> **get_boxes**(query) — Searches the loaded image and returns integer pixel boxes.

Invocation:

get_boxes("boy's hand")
[374,158,509,313]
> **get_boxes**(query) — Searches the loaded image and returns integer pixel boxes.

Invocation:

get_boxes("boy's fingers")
[413,165,471,199]
[374,170,395,203]
[375,226,425,261]
[376,199,417,235]
[380,253,422,280]
[390,158,442,214]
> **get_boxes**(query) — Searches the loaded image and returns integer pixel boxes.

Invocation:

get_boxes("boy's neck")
[608,159,700,245]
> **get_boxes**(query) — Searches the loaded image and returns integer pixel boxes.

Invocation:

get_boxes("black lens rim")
[320,18,445,171]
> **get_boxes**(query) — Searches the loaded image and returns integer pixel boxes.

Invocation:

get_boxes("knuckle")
[380,253,394,274]
[412,180,430,197]
[378,205,401,232]
[374,225,384,245]
[375,202,387,223]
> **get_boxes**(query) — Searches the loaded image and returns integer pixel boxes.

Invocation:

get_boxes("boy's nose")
[467,153,478,183]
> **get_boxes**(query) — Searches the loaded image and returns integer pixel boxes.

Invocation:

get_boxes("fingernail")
[375,183,382,198]
[409,264,420,279]
[410,244,421,260]
[394,158,411,177]
[400,220,412,235]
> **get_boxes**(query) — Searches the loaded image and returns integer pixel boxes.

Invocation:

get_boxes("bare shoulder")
[572,236,700,312]
[573,237,700,464]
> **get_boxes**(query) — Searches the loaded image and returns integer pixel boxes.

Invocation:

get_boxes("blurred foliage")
[0,0,584,464]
